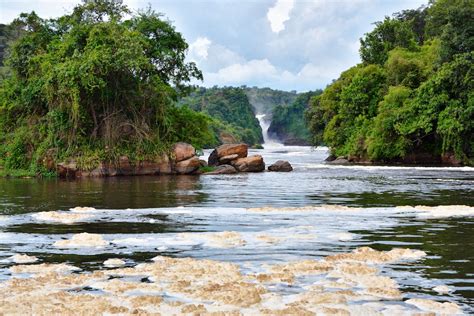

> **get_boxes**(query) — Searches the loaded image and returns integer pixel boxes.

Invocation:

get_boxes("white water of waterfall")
[256,114,283,148]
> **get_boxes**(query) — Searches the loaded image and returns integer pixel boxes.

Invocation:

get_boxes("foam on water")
[304,163,474,172]
[54,233,109,248]
[0,247,455,315]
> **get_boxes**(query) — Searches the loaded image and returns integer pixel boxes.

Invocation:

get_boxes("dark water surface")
[0,146,473,312]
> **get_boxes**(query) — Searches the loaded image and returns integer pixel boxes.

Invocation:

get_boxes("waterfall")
[256,114,282,148]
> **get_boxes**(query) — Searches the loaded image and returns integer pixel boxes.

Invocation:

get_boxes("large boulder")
[208,143,248,166]
[173,142,196,162]
[204,164,238,175]
[268,160,293,172]
[231,155,265,172]
[175,156,201,174]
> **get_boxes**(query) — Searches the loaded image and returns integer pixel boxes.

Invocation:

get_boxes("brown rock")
[204,164,238,175]
[157,154,173,174]
[441,153,462,166]
[231,155,265,172]
[57,161,78,178]
[268,160,293,172]
[219,154,239,164]
[172,142,196,162]
[175,156,201,174]
[135,161,162,175]
[208,143,248,166]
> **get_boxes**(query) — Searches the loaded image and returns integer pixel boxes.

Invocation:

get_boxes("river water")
[0,145,473,314]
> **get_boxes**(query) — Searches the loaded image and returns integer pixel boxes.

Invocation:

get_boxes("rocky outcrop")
[204,165,238,175]
[208,144,248,166]
[203,143,266,174]
[57,143,200,178]
[231,155,265,172]
[268,160,293,172]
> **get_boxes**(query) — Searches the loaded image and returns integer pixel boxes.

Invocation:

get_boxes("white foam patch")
[54,233,109,248]
[104,258,126,267]
[412,205,474,218]
[304,163,474,172]
[330,232,355,241]
[69,206,97,212]
[32,211,94,224]
[406,298,461,314]
[433,285,452,294]
[7,254,38,264]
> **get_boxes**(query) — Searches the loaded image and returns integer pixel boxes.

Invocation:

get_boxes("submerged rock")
[268,160,293,172]
[231,155,265,172]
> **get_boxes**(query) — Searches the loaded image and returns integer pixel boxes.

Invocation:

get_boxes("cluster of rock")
[205,144,264,175]
[57,142,293,178]
[57,142,203,178]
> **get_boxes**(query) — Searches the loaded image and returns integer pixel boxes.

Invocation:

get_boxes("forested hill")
[307,0,473,165]
[179,87,263,146]
[269,90,322,145]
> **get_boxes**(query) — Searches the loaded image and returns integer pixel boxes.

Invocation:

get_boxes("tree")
[0,0,209,173]
[360,17,417,65]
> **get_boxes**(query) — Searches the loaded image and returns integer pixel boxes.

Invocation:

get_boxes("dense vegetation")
[0,1,217,176]
[179,87,263,146]
[269,90,321,145]
[307,0,473,165]
[243,86,298,115]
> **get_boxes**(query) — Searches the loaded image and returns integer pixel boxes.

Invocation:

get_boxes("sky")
[0,0,427,91]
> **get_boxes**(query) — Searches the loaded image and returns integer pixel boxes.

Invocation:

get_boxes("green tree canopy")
[0,0,212,174]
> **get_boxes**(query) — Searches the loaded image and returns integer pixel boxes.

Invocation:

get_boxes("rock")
[173,142,196,162]
[57,161,78,178]
[231,155,265,172]
[156,154,173,174]
[204,165,238,175]
[208,150,219,167]
[325,155,336,162]
[219,154,239,164]
[327,156,350,165]
[199,159,208,167]
[175,156,201,174]
[441,152,462,166]
[208,143,248,166]
[268,160,293,172]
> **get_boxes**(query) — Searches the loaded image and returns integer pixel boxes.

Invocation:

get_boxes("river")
[0,145,473,314]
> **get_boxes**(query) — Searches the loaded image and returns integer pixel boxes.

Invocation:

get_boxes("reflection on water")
[0,175,206,215]
[0,146,473,312]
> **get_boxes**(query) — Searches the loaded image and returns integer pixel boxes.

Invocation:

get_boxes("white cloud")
[267,0,295,33]
[188,37,212,60]
[201,58,349,91]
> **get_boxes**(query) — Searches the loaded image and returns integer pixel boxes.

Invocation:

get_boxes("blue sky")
[1,0,427,91]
